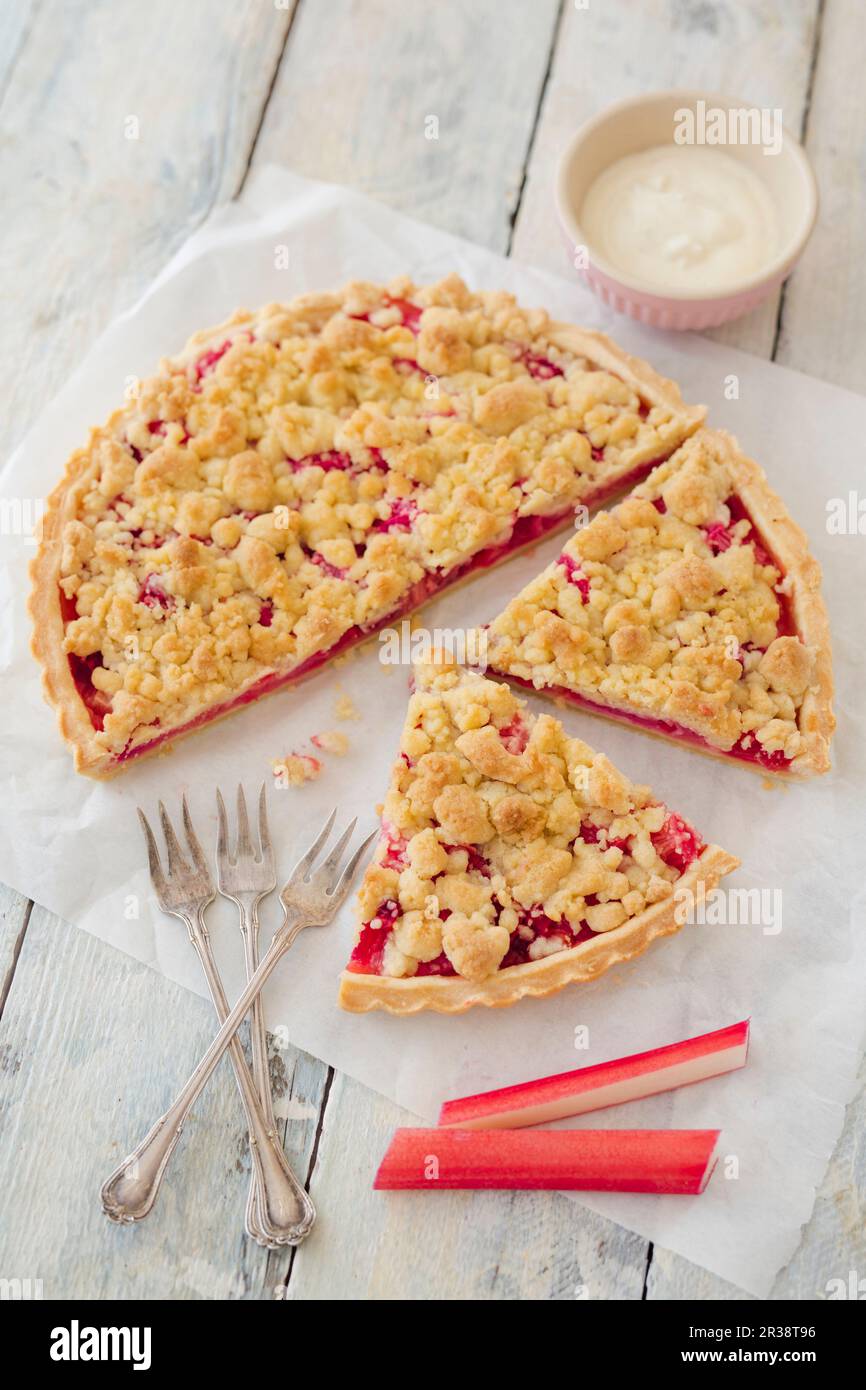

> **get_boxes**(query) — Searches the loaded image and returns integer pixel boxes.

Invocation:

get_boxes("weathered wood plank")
[0,906,327,1300]
[253,0,562,253]
[257,0,651,1303]
[0,884,30,1017]
[774,0,866,390]
[509,0,820,360]
[646,1063,866,1301]
[287,1072,648,1301]
[0,0,35,97]
[0,0,296,459]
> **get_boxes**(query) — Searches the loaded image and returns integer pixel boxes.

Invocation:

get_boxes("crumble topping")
[485,430,819,769]
[348,652,706,984]
[53,275,699,761]
[334,691,360,720]
[311,729,349,755]
[274,752,322,787]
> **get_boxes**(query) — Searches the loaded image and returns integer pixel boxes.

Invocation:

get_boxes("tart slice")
[30,275,703,777]
[338,653,738,1014]
[485,429,834,778]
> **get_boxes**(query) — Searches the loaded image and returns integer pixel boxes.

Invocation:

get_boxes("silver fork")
[100,807,375,1237]
[101,797,314,1246]
[215,785,315,1244]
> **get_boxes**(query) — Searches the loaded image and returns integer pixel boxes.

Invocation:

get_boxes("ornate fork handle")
[101,914,312,1242]
[188,902,314,1246]
[235,895,307,1243]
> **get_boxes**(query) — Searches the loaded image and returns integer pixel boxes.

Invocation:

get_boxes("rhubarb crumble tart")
[485,430,834,777]
[29,276,703,776]
[338,654,738,1014]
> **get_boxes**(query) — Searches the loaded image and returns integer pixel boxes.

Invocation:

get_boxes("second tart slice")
[338,654,738,1014]
[485,429,834,777]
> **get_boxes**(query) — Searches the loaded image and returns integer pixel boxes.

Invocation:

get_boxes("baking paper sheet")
[1,165,864,1298]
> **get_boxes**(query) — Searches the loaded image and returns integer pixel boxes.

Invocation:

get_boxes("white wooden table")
[1,0,863,1300]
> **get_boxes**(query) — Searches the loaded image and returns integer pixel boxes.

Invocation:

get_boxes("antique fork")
[101,797,314,1246]
[215,785,315,1244]
[101,807,375,1235]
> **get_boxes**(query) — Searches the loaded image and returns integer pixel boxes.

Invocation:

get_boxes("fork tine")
[289,807,337,880]
[138,808,168,897]
[257,783,272,865]
[181,794,209,876]
[317,817,357,878]
[158,801,188,876]
[216,787,230,865]
[328,829,378,901]
[236,785,253,859]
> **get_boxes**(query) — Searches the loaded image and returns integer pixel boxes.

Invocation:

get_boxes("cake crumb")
[273,753,322,788]
[311,729,350,755]
[334,691,360,721]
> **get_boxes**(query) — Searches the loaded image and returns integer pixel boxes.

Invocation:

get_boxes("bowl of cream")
[556,90,818,329]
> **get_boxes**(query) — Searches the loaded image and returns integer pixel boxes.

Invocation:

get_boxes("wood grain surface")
[1,0,862,1300]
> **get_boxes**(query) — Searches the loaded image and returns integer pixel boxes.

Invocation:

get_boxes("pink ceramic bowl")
[555,89,818,330]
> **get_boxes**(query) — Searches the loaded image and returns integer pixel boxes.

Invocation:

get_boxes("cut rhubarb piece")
[485,428,834,778]
[339,652,738,1015]
[32,277,705,778]
[374,1128,721,1194]
[438,1020,749,1129]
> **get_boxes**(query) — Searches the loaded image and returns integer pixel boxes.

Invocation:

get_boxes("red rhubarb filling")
[495,490,800,771]
[60,456,668,761]
[503,672,794,772]
[559,552,591,602]
[347,795,704,979]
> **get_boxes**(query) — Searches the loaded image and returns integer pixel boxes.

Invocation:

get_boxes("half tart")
[30,276,704,776]
[485,430,834,778]
[338,654,738,1014]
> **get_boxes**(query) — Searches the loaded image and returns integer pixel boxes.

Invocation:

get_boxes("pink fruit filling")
[502,672,794,772]
[67,652,112,731]
[498,714,529,754]
[289,450,354,473]
[579,821,629,853]
[559,552,591,601]
[519,350,564,380]
[651,813,704,873]
[380,830,409,870]
[137,574,174,611]
[192,331,253,383]
[307,550,349,579]
[347,797,700,978]
[62,458,670,757]
[373,498,419,533]
[352,294,423,334]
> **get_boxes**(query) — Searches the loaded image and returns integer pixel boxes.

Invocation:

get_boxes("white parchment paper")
[2,166,864,1298]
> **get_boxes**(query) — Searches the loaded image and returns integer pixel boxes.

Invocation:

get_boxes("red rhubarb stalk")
[374,1128,720,1194]
[438,1020,749,1130]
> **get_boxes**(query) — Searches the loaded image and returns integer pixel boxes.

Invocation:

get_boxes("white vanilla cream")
[580,145,779,293]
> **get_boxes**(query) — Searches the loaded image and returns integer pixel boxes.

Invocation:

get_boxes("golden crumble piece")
[273,752,322,788]
[341,660,738,1010]
[311,729,350,755]
[483,428,832,775]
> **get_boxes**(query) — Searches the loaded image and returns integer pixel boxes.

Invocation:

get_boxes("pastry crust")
[547,323,705,434]
[28,280,704,777]
[339,844,739,1014]
[710,431,834,776]
[486,427,834,778]
[340,654,739,1013]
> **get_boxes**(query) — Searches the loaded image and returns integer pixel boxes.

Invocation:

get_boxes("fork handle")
[101,919,311,1240]
[237,900,286,1241]
[186,905,314,1247]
